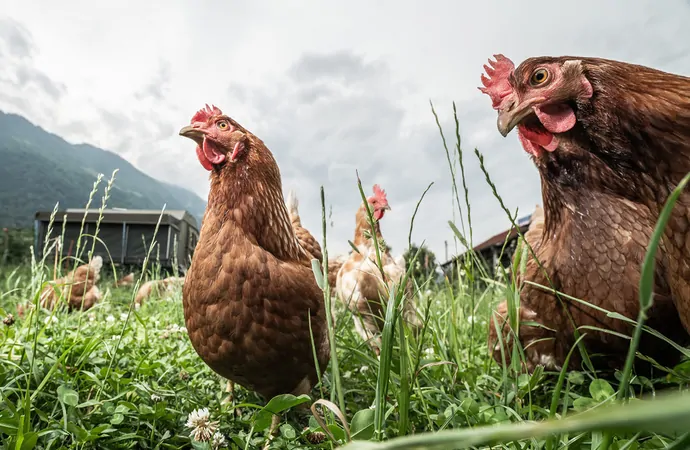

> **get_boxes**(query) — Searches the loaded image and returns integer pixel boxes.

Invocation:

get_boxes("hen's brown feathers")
[182,116,329,399]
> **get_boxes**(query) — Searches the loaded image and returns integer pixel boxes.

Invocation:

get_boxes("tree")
[403,243,438,286]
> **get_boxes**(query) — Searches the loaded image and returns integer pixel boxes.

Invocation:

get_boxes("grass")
[1,105,690,449]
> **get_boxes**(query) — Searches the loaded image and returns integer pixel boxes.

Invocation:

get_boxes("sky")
[1,1,689,262]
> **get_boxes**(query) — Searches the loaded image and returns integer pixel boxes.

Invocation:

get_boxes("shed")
[441,211,534,279]
[34,208,199,272]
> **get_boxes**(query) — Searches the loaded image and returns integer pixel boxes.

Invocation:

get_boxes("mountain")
[0,111,206,228]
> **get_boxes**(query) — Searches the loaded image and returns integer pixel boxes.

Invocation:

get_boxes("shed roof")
[440,212,533,269]
[34,208,198,228]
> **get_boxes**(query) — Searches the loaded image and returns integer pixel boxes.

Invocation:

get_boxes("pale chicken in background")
[115,272,135,288]
[134,276,185,305]
[39,255,104,311]
[336,185,422,355]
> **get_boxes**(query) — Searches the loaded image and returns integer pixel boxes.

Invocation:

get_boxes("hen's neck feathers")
[206,135,305,262]
[353,204,383,248]
[537,59,690,234]
[578,59,690,184]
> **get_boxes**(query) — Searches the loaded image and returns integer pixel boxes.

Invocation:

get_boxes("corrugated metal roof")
[34,208,198,228]
[64,208,189,220]
[440,213,534,268]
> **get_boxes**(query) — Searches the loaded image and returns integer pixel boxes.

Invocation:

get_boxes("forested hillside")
[0,111,206,228]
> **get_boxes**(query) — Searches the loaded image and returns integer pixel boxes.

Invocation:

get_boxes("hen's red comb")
[372,184,387,202]
[478,54,515,110]
[191,104,223,123]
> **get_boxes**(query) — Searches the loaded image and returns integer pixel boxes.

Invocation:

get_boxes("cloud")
[0,17,33,58]
[0,17,66,114]
[216,50,529,259]
[0,0,689,263]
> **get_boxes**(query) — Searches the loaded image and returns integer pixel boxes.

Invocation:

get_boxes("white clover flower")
[212,431,226,449]
[120,313,129,321]
[467,315,475,324]
[151,394,162,402]
[43,315,58,325]
[168,324,188,334]
[106,315,115,323]
[186,407,219,442]
[88,313,96,322]
[423,347,434,358]
[360,365,369,373]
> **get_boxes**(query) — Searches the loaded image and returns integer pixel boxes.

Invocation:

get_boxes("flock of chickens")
[28,53,690,439]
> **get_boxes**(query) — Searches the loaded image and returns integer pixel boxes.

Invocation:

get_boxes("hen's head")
[179,104,250,171]
[479,55,593,158]
[367,184,391,221]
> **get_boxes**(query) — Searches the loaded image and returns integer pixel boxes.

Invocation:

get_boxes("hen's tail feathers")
[286,189,300,220]
[394,254,406,269]
[89,255,103,273]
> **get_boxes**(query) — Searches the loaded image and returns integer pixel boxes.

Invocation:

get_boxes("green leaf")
[191,440,212,450]
[573,397,597,412]
[139,404,155,416]
[253,394,310,432]
[589,379,615,403]
[19,432,38,450]
[568,371,585,385]
[110,413,124,425]
[351,409,375,440]
[280,423,297,440]
[311,258,325,290]
[57,385,79,407]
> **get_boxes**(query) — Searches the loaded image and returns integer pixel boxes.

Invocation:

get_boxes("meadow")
[2,106,690,450]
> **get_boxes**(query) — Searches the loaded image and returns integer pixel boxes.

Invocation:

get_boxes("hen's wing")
[184,243,329,399]
[286,190,323,261]
[490,195,687,373]
[382,251,422,329]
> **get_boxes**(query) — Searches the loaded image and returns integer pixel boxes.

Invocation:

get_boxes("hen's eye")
[530,68,549,86]
[217,121,229,130]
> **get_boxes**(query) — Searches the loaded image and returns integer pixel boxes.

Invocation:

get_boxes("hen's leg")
[262,414,281,450]
[221,380,241,417]
[352,306,382,356]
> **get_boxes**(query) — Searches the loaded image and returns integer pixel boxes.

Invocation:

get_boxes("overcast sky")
[1,1,689,262]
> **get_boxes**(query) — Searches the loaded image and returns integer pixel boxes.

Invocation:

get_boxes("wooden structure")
[33,208,199,272]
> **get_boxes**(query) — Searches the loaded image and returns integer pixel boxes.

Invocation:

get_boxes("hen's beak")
[496,97,545,137]
[384,205,391,211]
[179,125,206,144]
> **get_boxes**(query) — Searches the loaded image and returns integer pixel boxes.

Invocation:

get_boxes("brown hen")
[178,105,329,429]
[39,255,103,312]
[481,54,690,373]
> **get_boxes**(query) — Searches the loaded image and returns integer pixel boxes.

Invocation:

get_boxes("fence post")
[1,228,8,265]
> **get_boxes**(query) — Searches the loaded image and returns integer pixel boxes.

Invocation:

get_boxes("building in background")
[34,209,199,273]
[440,211,535,280]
